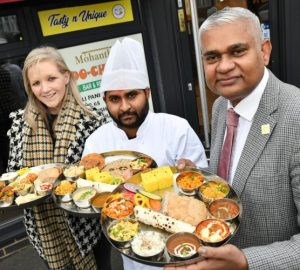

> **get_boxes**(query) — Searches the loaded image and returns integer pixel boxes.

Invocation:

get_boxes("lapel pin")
[261,124,270,135]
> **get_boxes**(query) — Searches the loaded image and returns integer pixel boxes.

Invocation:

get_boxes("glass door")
[185,0,270,150]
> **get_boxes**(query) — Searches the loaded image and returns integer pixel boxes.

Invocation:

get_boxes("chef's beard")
[108,101,149,129]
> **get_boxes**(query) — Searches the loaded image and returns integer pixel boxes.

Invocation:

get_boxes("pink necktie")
[217,109,239,181]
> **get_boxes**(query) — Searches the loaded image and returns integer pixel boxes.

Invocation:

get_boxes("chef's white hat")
[100,37,150,95]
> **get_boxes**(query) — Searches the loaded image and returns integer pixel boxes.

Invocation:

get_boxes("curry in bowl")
[199,180,230,202]
[176,171,205,195]
[208,198,240,221]
[195,218,230,245]
[107,218,140,248]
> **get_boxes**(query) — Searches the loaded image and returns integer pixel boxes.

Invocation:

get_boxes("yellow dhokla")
[141,166,173,192]
[85,168,112,183]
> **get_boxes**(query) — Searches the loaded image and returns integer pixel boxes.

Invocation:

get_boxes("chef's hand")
[164,245,248,270]
[176,159,196,170]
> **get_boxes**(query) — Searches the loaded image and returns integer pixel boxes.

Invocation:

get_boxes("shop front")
[0,0,200,255]
[1,0,300,257]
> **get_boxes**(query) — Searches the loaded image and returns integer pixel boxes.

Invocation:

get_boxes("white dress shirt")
[227,67,269,184]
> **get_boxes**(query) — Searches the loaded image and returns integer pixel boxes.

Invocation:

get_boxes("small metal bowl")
[176,171,205,196]
[35,181,53,197]
[131,231,165,260]
[166,232,201,260]
[195,218,230,247]
[107,218,140,249]
[63,165,85,180]
[0,196,14,207]
[0,189,14,207]
[199,180,230,204]
[0,172,18,184]
[208,198,240,222]
[104,198,135,220]
[54,180,77,202]
[72,187,97,208]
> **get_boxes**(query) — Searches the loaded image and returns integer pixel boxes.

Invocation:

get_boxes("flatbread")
[134,205,195,234]
[163,192,208,226]
[38,167,62,184]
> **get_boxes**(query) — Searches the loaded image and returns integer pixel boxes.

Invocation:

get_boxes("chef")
[83,37,208,270]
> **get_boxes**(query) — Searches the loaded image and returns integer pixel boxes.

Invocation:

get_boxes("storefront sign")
[38,0,133,36]
[59,33,153,117]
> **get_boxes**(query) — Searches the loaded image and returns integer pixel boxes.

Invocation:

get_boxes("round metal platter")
[101,167,242,267]
[52,151,157,218]
[0,163,64,211]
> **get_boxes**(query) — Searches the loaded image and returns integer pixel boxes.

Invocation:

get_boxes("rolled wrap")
[134,205,196,234]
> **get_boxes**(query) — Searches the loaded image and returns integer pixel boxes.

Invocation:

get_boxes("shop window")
[0,14,23,45]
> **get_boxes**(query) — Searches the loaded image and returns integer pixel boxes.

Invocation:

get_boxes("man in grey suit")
[165,6,300,270]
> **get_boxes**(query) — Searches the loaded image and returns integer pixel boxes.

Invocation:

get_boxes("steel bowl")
[166,232,201,260]
[107,218,140,249]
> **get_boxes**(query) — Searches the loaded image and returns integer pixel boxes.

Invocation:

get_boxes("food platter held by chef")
[82,37,208,270]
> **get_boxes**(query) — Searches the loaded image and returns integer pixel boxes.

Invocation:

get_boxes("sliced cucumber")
[137,189,162,201]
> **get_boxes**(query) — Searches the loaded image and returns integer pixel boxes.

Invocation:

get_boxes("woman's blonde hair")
[23,46,95,131]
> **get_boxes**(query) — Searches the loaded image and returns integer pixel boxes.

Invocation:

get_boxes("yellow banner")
[38,0,133,36]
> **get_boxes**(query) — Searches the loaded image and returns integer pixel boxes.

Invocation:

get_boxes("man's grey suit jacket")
[209,71,300,269]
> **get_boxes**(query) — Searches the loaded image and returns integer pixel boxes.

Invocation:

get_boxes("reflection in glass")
[0,15,23,45]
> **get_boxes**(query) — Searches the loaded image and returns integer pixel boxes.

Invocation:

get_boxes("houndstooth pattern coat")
[7,109,108,258]
[209,71,300,269]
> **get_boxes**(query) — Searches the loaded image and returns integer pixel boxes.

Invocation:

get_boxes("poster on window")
[59,33,152,117]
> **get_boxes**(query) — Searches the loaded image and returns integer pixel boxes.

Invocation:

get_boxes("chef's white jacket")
[83,111,207,270]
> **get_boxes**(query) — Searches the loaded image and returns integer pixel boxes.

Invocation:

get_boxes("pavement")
[0,243,124,270]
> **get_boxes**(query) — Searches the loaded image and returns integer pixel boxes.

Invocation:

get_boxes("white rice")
[131,231,165,257]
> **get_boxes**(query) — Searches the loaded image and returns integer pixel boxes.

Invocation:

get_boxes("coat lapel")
[232,73,279,196]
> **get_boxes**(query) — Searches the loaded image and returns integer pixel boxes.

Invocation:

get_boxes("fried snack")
[0,186,14,201]
[26,173,38,183]
[80,153,105,170]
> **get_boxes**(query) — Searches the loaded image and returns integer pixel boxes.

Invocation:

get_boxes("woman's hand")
[164,244,248,270]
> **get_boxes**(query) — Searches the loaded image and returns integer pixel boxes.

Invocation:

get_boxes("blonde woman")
[7,46,107,270]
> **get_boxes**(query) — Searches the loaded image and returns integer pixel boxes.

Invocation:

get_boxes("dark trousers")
[93,232,112,270]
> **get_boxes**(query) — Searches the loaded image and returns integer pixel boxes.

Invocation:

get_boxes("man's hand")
[176,159,196,170]
[164,244,248,270]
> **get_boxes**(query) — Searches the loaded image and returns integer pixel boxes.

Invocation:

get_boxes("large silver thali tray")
[0,163,64,211]
[52,151,157,218]
[101,167,242,267]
